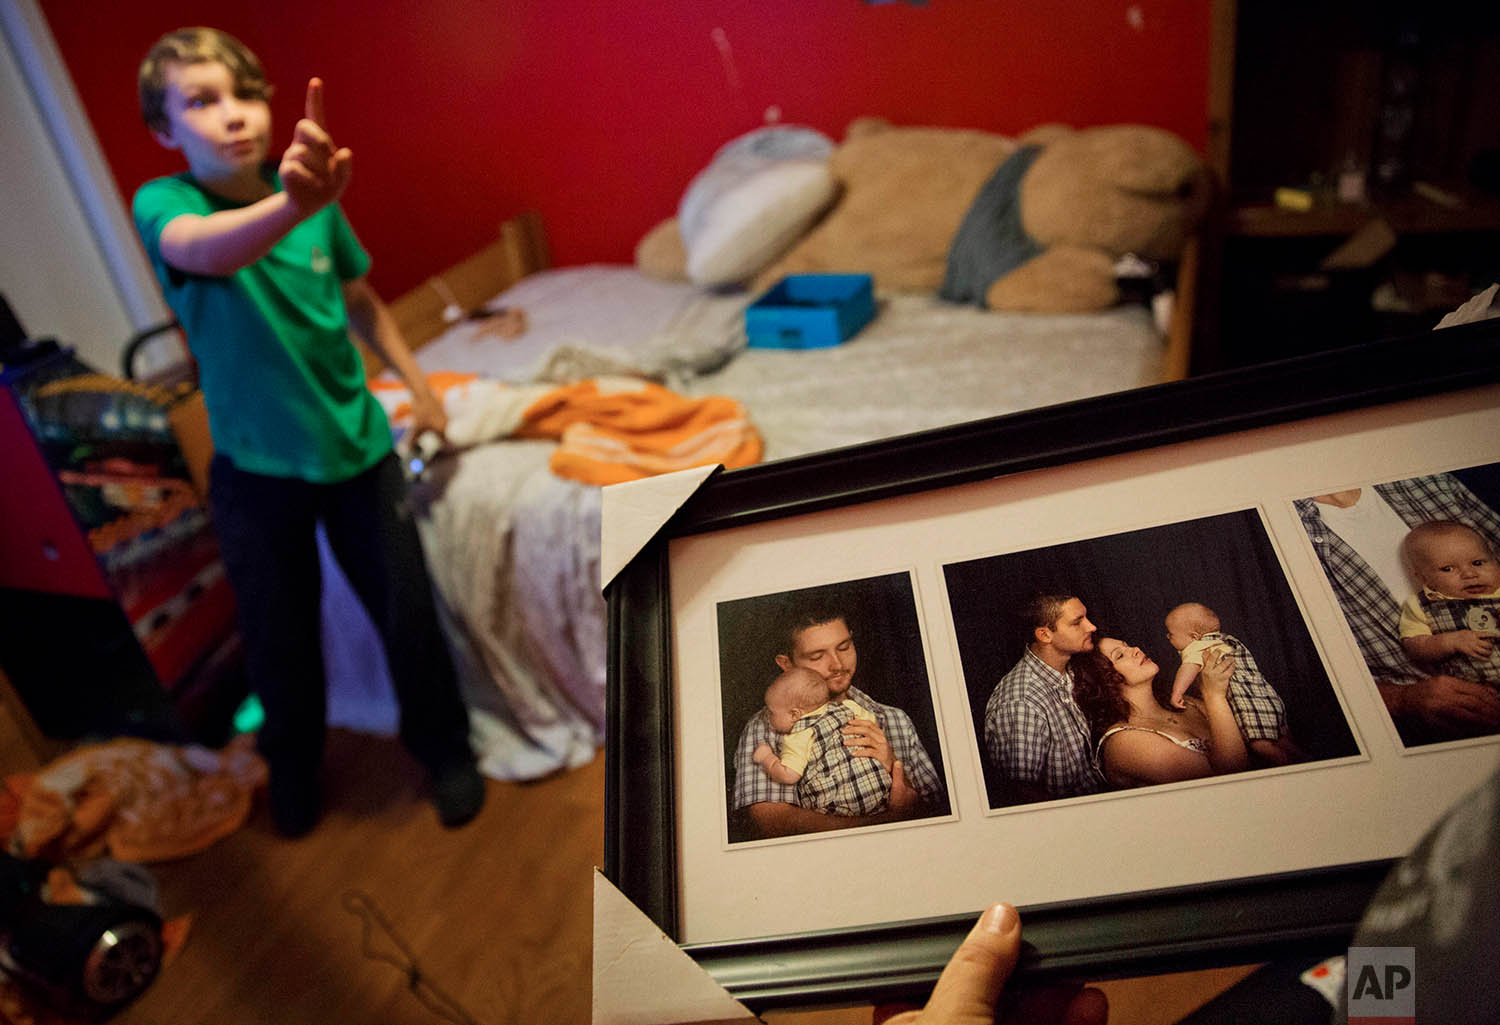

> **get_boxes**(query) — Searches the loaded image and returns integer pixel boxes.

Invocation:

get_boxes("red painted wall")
[42,1,1211,299]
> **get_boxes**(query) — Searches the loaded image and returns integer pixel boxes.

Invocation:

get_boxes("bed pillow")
[677,127,838,288]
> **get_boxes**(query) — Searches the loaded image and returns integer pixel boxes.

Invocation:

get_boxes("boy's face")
[153,60,271,182]
[1164,611,1197,652]
[1416,529,1500,597]
[765,669,826,732]
[765,696,799,734]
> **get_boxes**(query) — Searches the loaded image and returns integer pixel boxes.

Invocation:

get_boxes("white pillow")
[678,127,837,287]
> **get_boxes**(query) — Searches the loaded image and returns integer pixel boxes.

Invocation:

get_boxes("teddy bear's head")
[1019,124,1211,261]
[636,119,1210,315]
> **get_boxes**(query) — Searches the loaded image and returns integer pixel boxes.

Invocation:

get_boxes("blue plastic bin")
[745,274,876,349]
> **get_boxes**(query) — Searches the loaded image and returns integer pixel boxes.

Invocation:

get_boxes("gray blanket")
[940,144,1044,308]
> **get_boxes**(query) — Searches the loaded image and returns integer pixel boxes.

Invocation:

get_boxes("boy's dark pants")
[208,451,473,786]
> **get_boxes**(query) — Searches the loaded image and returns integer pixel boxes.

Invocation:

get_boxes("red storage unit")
[1,347,242,744]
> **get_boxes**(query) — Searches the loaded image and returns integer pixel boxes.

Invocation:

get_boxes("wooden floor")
[0,718,1254,1025]
[0,729,591,1025]
[113,728,605,1025]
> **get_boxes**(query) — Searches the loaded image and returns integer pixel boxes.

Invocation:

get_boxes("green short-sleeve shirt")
[133,170,391,482]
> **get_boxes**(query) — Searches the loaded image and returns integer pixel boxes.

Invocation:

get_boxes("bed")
[318,211,1190,780]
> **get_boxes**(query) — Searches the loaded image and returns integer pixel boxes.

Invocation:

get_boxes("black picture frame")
[604,318,1500,1011]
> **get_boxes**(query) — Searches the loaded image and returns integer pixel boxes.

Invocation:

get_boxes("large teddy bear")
[637,118,1210,313]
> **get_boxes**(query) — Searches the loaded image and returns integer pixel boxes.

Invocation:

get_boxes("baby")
[752,666,891,817]
[1398,520,1500,686]
[1165,602,1300,766]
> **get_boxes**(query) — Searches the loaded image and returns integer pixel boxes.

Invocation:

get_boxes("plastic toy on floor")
[0,853,163,1014]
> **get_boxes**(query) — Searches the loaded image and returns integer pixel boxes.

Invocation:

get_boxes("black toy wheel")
[81,920,162,1006]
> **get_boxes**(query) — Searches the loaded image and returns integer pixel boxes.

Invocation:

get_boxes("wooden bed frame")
[368,209,552,374]
[379,208,1197,382]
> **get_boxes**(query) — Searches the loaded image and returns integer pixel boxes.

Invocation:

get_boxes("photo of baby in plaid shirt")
[753,666,892,817]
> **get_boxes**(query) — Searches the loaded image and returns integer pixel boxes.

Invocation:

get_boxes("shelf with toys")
[1,323,242,746]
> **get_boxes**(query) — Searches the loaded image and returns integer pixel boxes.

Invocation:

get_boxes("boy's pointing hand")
[305,75,329,127]
[281,77,353,214]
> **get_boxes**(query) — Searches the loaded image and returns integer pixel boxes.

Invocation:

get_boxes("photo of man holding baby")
[716,574,951,844]
[1296,461,1500,746]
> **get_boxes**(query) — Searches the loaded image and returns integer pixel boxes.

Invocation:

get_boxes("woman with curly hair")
[1070,638,1248,789]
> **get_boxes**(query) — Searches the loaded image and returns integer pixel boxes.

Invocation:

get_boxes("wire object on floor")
[342,888,483,1025]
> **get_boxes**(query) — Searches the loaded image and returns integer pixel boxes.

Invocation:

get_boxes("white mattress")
[323,266,1165,779]
[690,294,1162,461]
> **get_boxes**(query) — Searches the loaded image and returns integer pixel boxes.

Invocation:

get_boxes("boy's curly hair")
[139,27,273,133]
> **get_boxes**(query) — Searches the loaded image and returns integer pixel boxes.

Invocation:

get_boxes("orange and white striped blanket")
[371,372,762,486]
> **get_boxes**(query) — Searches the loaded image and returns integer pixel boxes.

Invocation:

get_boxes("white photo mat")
[668,383,1500,945]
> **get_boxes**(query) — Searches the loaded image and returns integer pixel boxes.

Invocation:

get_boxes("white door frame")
[1,0,168,331]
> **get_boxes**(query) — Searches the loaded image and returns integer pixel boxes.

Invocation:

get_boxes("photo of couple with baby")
[947,508,1361,809]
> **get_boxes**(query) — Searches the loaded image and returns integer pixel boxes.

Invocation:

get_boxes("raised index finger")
[305,77,327,127]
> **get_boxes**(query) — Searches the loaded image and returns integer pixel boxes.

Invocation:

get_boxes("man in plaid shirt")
[983,594,1106,805]
[1296,471,1500,744]
[732,601,944,839]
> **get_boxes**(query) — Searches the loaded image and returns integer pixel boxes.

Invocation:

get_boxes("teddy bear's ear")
[635,217,688,281]
[844,116,893,141]
[1016,123,1074,148]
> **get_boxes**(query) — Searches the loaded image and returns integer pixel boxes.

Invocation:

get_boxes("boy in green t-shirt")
[132,27,482,836]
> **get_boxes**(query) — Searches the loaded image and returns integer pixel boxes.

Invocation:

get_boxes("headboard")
[366,209,550,375]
